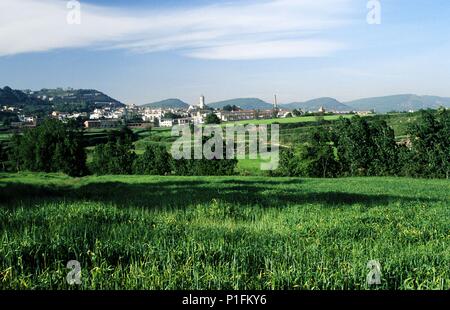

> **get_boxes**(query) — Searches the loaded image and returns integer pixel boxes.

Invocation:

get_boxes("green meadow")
[0,173,449,290]
[228,115,344,125]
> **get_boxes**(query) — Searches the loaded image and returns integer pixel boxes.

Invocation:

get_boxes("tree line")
[91,128,236,176]
[1,119,237,177]
[273,109,449,179]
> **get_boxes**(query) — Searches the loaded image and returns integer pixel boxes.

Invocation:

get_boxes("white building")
[176,118,192,125]
[160,119,174,127]
[217,110,274,122]
[19,115,36,123]
[193,111,208,124]
[142,108,164,122]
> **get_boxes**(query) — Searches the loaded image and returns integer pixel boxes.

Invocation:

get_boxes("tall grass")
[0,173,449,289]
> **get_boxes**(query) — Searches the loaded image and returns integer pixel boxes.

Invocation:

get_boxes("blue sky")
[0,0,449,105]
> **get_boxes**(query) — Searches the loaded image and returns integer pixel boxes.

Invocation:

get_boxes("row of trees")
[275,109,449,179]
[8,119,87,176]
[90,128,236,176]
[2,119,237,176]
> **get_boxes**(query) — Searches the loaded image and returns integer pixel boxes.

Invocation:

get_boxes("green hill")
[0,86,50,114]
[282,97,352,112]
[0,86,46,107]
[0,87,124,114]
[209,98,273,110]
[345,94,450,113]
[31,88,124,113]
[143,99,189,109]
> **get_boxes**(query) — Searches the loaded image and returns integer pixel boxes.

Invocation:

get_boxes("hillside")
[1,87,124,114]
[345,94,450,113]
[282,97,352,112]
[0,86,50,114]
[209,98,273,110]
[30,88,124,113]
[143,98,189,109]
[0,86,46,107]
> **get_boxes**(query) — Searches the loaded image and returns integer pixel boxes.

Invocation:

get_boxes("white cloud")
[0,0,355,60]
[186,40,345,60]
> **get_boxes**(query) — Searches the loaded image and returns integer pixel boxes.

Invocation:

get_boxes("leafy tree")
[205,113,221,125]
[171,136,237,176]
[222,105,240,112]
[273,148,299,177]
[333,116,399,176]
[9,119,87,176]
[91,128,137,175]
[0,141,5,171]
[403,109,450,178]
[292,109,302,117]
[274,127,339,177]
[368,119,399,175]
[133,144,172,175]
[276,111,448,179]
[0,111,19,126]
[164,112,182,120]
[300,128,340,177]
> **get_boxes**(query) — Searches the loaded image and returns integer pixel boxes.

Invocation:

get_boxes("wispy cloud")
[0,0,355,60]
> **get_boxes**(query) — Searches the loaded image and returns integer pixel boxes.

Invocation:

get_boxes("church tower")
[199,95,206,109]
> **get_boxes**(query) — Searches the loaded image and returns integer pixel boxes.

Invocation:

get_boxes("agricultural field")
[228,115,345,125]
[0,173,449,290]
[0,132,12,141]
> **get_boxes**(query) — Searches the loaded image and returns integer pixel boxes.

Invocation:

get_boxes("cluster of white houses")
[5,95,358,130]
[84,95,287,129]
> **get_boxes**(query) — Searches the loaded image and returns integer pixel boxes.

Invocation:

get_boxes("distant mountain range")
[209,98,273,110]
[344,94,450,113]
[143,98,189,109]
[282,97,352,112]
[204,95,450,113]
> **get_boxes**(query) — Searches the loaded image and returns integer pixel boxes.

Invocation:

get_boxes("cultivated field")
[227,115,345,125]
[0,173,448,290]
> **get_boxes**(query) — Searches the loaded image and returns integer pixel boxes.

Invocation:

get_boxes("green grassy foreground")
[0,173,449,290]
